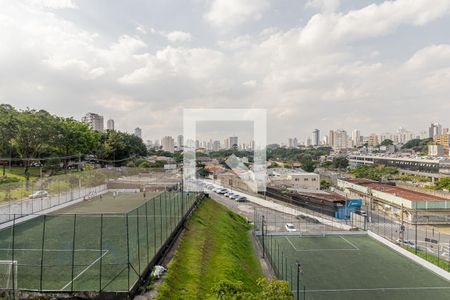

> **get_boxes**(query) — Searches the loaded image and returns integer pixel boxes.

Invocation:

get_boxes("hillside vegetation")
[156,198,290,299]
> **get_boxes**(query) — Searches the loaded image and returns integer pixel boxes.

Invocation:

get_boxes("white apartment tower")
[312,129,320,146]
[82,113,104,132]
[161,136,175,153]
[107,119,115,131]
[351,129,361,147]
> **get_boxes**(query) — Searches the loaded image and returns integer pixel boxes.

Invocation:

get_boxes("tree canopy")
[0,105,148,178]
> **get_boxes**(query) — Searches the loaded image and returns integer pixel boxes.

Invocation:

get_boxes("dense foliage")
[0,104,147,178]
[402,138,433,152]
[431,177,450,190]
[350,165,399,181]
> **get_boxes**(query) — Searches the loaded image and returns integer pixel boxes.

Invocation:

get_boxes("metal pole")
[126,214,130,291]
[145,202,149,263]
[39,215,47,291]
[296,263,300,300]
[71,215,77,292]
[99,214,103,291]
[159,194,163,246]
[262,215,265,258]
[137,210,141,276]
[415,209,418,255]
[153,198,157,255]
[11,214,16,293]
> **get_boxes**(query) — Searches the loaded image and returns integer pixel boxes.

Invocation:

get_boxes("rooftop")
[345,179,447,201]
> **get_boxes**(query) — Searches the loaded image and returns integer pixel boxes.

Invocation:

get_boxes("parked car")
[285,223,297,232]
[224,192,234,198]
[235,196,247,202]
[217,189,228,194]
[29,190,49,199]
[230,194,240,200]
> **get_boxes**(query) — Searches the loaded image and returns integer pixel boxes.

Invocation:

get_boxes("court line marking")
[339,235,360,250]
[293,286,450,293]
[284,236,359,252]
[60,249,110,291]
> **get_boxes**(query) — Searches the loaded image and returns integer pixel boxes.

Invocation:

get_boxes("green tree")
[12,109,56,181]
[380,139,394,146]
[333,157,349,169]
[0,104,17,176]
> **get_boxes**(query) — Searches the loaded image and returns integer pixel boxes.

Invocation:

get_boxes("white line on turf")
[60,249,110,291]
[284,237,359,252]
[294,286,450,293]
[339,235,360,250]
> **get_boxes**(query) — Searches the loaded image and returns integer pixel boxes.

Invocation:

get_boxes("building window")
[304,178,309,181]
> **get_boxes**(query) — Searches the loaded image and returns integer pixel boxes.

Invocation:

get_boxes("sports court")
[262,233,450,300]
[55,191,159,214]
[0,190,199,293]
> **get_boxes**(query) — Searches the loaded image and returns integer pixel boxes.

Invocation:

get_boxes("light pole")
[296,262,303,300]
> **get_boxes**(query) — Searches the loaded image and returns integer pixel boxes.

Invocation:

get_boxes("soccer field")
[261,234,450,300]
[0,191,199,292]
[55,191,159,214]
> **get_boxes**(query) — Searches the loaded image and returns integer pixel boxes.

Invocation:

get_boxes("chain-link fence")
[368,210,450,272]
[0,190,202,293]
[0,168,173,224]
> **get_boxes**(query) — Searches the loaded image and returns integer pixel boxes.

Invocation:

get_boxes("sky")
[1,0,450,143]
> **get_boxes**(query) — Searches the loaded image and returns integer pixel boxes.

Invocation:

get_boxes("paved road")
[208,189,341,234]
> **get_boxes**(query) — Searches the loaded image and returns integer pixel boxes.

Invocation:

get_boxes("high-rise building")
[306,137,312,147]
[161,136,175,153]
[434,134,450,146]
[368,133,379,147]
[288,138,294,148]
[334,129,348,150]
[177,135,184,150]
[312,129,320,146]
[134,127,142,139]
[229,136,238,148]
[329,130,335,148]
[429,123,442,138]
[213,140,221,151]
[106,119,115,131]
[82,113,104,132]
[223,138,229,149]
[351,129,361,147]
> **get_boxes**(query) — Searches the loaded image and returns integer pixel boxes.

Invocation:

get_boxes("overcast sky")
[1,0,450,143]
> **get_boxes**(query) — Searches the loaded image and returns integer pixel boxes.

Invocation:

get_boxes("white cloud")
[299,0,450,49]
[205,0,269,28]
[165,31,192,43]
[406,44,450,70]
[305,0,340,13]
[96,96,144,112]
[118,47,225,84]
[29,0,77,9]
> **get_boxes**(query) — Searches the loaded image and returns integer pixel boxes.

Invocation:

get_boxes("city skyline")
[2,0,450,142]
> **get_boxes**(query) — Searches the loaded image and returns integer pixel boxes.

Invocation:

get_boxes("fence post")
[39,215,47,291]
[126,213,130,291]
[11,214,16,292]
[137,210,141,276]
[145,202,149,263]
[261,215,265,258]
[99,214,103,292]
[153,199,157,255]
[159,195,163,246]
[71,214,77,292]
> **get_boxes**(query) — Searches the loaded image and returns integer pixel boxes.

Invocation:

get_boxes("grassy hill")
[156,198,263,299]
